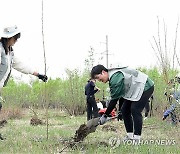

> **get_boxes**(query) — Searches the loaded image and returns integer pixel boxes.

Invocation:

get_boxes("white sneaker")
[122,135,133,141]
[144,117,148,120]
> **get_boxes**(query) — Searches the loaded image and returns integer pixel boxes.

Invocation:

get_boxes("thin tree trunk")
[41,0,48,140]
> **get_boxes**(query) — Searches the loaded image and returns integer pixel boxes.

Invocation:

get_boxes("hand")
[99,114,108,125]
[96,87,100,91]
[162,115,168,120]
[38,74,48,82]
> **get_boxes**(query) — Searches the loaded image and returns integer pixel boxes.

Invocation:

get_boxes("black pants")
[144,101,150,117]
[121,86,154,135]
[86,96,98,121]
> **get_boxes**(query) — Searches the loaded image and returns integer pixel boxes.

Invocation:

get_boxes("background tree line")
[1,66,177,117]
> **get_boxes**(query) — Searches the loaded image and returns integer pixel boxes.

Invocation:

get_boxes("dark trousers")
[86,96,98,121]
[121,86,154,135]
[144,101,150,117]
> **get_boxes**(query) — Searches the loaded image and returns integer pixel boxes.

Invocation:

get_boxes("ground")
[0,109,179,154]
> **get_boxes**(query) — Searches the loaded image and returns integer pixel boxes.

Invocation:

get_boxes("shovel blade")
[86,117,100,133]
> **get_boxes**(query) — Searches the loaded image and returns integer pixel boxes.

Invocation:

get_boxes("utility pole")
[106,35,108,68]
[99,35,112,68]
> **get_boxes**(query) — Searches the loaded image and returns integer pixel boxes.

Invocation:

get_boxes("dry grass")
[0,107,23,120]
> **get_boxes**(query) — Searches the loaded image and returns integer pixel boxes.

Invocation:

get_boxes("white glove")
[99,114,108,125]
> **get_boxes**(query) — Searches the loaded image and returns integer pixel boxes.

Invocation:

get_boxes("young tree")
[150,16,180,83]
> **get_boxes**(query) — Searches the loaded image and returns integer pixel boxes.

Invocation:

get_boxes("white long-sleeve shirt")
[0,42,34,89]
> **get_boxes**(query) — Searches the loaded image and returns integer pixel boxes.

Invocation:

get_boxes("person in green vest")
[91,64,154,142]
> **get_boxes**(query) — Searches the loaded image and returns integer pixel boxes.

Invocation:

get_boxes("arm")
[105,72,124,115]
[12,54,34,75]
[12,54,48,82]
[93,87,100,94]
[93,89,98,94]
[90,81,100,94]
[105,98,119,115]
[99,98,119,125]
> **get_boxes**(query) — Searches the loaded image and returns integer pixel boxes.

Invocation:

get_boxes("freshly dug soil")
[73,124,89,142]
[73,118,100,142]
[30,117,44,126]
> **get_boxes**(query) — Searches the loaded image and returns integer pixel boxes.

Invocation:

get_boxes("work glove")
[99,114,108,125]
[162,115,168,120]
[38,74,48,82]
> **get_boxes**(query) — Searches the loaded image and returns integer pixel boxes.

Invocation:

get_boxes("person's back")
[85,80,97,98]
[85,79,100,121]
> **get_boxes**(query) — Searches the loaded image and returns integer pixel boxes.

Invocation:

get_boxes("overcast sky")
[1,0,180,80]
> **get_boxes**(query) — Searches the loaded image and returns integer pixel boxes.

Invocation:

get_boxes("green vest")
[108,67,153,101]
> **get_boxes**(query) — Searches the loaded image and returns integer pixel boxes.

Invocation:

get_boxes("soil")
[102,124,118,132]
[73,124,90,142]
[0,119,7,127]
[30,117,44,126]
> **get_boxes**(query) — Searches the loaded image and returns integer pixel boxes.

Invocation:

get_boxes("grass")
[0,109,179,154]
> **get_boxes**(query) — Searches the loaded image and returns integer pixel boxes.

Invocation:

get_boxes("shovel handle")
[97,115,118,125]
[107,115,118,121]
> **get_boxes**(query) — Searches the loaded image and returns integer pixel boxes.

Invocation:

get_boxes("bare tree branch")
[149,40,161,64]
[163,19,167,55]
[153,36,164,65]
[151,17,170,84]
[157,16,162,53]
[163,19,169,69]
[172,17,179,69]
[175,52,180,66]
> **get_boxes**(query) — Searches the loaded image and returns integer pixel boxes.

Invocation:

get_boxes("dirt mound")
[30,117,44,126]
[0,119,7,127]
[102,124,117,132]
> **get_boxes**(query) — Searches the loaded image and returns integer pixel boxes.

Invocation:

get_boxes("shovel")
[86,115,118,133]
[73,115,118,142]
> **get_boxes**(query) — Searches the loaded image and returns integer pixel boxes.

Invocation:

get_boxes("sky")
[1,0,180,81]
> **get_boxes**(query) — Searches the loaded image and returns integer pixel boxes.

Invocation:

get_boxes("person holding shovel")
[85,78,100,121]
[91,64,154,142]
[0,25,48,140]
